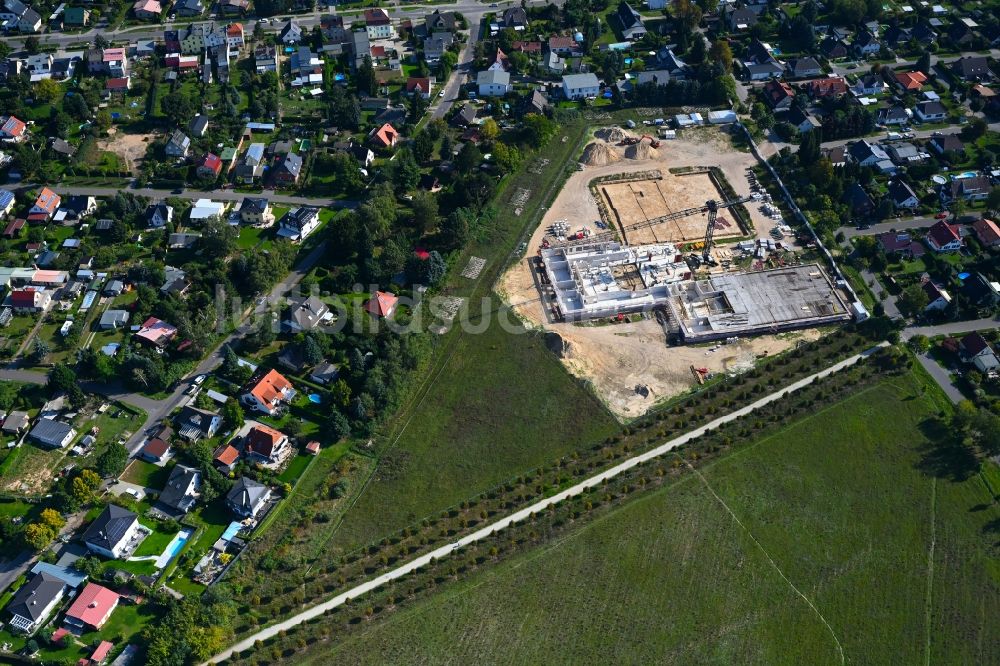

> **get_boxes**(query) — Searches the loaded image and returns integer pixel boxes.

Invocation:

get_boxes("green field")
[327,314,618,551]
[299,373,1000,664]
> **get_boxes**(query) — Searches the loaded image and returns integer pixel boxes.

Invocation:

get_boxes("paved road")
[203,343,888,665]
[838,216,943,240]
[0,551,33,594]
[902,317,1000,340]
[0,368,47,385]
[913,352,964,403]
[43,184,356,208]
[429,18,478,121]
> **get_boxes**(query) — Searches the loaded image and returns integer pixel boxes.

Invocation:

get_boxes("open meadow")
[298,372,1000,664]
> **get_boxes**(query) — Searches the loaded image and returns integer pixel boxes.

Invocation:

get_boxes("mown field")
[327,314,619,550]
[299,372,1000,664]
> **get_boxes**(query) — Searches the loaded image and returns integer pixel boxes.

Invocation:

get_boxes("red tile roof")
[406,77,431,93]
[365,291,398,318]
[895,70,927,90]
[245,424,285,457]
[198,153,223,175]
[973,218,1000,246]
[2,218,24,237]
[32,187,60,214]
[141,438,169,458]
[10,289,38,309]
[305,440,320,454]
[91,640,114,663]
[214,444,239,465]
[0,116,26,138]
[364,7,390,24]
[105,77,130,90]
[65,583,119,629]
[371,123,398,148]
[927,220,961,248]
[806,76,847,97]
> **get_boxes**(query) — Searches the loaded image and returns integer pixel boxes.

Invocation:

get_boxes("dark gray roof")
[29,419,75,447]
[226,477,269,512]
[241,197,269,214]
[158,464,200,511]
[82,504,138,551]
[278,153,303,178]
[7,572,65,624]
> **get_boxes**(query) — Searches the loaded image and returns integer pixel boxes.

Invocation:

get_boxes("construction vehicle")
[623,195,752,265]
[618,134,661,148]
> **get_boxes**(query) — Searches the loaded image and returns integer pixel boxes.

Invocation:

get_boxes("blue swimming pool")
[308,393,322,404]
[155,528,194,568]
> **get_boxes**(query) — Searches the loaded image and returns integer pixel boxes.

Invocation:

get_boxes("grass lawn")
[121,460,172,489]
[277,453,312,484]
[237,225,272,250]
[132,524,179,558]
[327,313,618,551]
[299,372,1000,664]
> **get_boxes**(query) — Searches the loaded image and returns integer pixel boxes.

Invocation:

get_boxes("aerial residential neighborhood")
[0,0,996,663]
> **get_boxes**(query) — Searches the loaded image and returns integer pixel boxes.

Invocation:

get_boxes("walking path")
[203,343,887,665]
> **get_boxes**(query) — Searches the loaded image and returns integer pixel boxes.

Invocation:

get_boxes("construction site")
[500,126,852,418]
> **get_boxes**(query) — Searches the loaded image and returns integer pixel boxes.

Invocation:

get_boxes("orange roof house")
[364,291,398,318]
[895,70,927,90]
[213,443,240,471]
[135,317,178,347]
[29,187,61,221]
[241,369,294,415]
[369,123,399,149]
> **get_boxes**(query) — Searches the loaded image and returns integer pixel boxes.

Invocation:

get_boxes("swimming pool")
[155,528,194,568]
[308,393,322,404]
[956,171,978,179]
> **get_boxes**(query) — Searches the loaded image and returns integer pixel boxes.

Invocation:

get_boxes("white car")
[193,374,206,385]
[438,90,445,98]
[259,17,269,24]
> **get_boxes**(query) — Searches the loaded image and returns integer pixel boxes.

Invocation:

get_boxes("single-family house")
[724,5,757,30]
[895,70,927,92]
[762,79,795,111]
[29,187,60,221]
[925,220,963,251]
[140,437,171,463]
[946,175,991,202]
[501,6,527,28]
[226,477,271,518]
[562,72,599,100]
[279,19,303,45]
[922,280,952,311]
[478,69,511,97]
[913,100,946,122]
[820,35,849,60]
[242,369,295,415]
[886,179,920,209]
[786,106,821,133]
[2,410,29,434]
[175,405,222,441]
[135,316,178,348]
[82,505,141,559]
[272,152,303,184]
[364,7,394,39]
[196,153,223,180]
[64,584,119,631]
[972,218,1000,248]
[99,310,130,330]
[239,197,273,227]
[785,57,822,79]
[277,206,320,242]
[157,464,200,514]
[369,123,399,149]
[6,572,65,633]
[405,76,433,99]
[952,56,990,81]
[842,182,875,216]
[885,142,925,164]
[852,73,888,96]
[189,198,226,222]
[10,288,51,313]
[878,231,925,259]
[928,134,964,155]
[29,419,76,449]
[145,204,173,228]
[959,332,1000,374]
[847,139,889,166]
[0,115,26,142]
[853,28,881,56]
[548,36,579,56]
[877,105,910,126]
[244,424,289,464]
[364,290,398,318]
[213,444,239,473]
[63,6,90,25]
[310,361,340,385]
[284,294,330,331]
[615,1,646,40]
[164,130,190,158]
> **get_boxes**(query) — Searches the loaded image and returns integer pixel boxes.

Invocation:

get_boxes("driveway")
[913,352,964,403]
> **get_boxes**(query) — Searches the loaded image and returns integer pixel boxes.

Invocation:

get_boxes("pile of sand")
[581,142,622,166]
[624,142,659,160]
[595,127,631,143]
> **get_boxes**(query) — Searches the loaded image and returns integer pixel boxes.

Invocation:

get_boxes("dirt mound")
[595,127,631,143]
[581,142,622,166]
[624,142,659,160]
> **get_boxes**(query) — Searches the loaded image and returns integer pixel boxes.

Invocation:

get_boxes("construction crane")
[623,195,753,265]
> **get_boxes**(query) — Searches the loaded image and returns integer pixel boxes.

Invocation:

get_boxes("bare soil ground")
[499,255,819,419]
[98,129,156,173]
[497,126,821,419]
[600,173,743,246]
